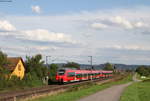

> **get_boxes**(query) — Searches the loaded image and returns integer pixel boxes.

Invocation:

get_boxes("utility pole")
[88,56,93,69]
[46,56,51,65]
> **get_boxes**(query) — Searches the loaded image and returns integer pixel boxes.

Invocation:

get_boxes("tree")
[48,64,58,82]
[25,54,48,80]
[0,51,8,67]
[103,63,114,70]
[0,51,10,79]
[64,62,80,69]
[136,66,150,76]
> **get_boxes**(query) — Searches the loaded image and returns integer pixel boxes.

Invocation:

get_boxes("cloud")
[89,15,148,31]
[31,5,41,14]
[0,20,78,45]
[20,29,77,44]
[0,20,16,31]
[0,29,77,44]
[91,23,107,29]
[105,44,150,51]
[111,16,133,29]
[1,6,150,64]
[141,30,150,35]
[134,22,146,28]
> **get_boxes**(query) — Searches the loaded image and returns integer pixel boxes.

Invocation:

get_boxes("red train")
[55,68,113,84]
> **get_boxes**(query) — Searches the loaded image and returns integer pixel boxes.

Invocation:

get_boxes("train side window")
[84,74,87,77]
[68,72,75,77]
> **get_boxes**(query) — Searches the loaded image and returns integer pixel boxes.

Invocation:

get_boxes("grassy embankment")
[0,79,44,93]
[29,74,132,101]
[120,75,150,101]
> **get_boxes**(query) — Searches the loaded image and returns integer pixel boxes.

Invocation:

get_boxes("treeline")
[136,65,150,76]
[0,51,81,90]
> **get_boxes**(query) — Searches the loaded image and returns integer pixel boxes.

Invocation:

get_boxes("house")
[4,57,25,79]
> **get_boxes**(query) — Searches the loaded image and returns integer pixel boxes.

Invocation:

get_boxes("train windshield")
[58,70,65,75]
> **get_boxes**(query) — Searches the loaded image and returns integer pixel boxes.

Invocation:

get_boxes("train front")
[56,69,67,83]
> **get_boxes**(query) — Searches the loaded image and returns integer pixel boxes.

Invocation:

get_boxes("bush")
[136,66,150,76]
[0,73,43,90]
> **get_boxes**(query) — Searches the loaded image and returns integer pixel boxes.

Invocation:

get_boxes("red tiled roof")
[4,57,23,71]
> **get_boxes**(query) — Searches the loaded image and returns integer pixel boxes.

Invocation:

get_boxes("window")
[67,72,75,77]
[18,64,21,71]
[76,74,82,78]
[83,74,87,77]
[58,70,65,75]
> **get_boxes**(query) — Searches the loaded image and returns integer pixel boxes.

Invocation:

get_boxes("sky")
[0,0,150,65]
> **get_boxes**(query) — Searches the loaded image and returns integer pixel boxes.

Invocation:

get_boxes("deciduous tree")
[25,54,48,80]
[64,62,80,69]
[103,63,114,70]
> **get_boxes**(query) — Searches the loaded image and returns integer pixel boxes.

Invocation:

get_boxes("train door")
[67,72,75,82]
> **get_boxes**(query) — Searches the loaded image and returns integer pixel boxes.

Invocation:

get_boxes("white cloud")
[0,20,77,44]
[106,45,150,51]
[20,29,76,44]
[89,15,148,30]
[108,16,148,30]
[134,22,148,28]
[31,5,41,14]
[0,20,16,31]
[0,28,77,44]
[91,23,107,29]
[111,16,133,29]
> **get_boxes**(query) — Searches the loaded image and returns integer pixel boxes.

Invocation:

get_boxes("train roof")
[60,69,113,74]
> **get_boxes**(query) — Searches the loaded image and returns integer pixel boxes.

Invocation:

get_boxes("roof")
[4,57,24,71]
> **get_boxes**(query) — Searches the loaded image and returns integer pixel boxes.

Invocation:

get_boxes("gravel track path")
[77,82,132,101]
[78,74,141,101]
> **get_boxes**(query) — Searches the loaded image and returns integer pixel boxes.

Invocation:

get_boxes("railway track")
[0,77,120,101]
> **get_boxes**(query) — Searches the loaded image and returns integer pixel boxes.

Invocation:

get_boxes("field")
[29,74,132,101]
[120,80,150,101]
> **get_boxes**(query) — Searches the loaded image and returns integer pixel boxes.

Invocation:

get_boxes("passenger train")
[55,68,113,84]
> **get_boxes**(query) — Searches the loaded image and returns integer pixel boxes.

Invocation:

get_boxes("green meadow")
[120,80,150,101]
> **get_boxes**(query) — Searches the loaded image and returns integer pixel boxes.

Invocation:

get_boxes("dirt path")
[77,73,142,101]
[77,82,132,101]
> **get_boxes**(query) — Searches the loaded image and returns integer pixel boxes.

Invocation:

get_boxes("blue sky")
[0,0,150,65]
[0,0,150,15]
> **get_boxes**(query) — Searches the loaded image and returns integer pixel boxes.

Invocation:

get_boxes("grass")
[0,79,44,93]
[120,79,150,101]
[29,74,133,101]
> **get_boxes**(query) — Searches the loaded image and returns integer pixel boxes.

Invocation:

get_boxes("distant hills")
[55,63,150,70]
[80,64,139,70]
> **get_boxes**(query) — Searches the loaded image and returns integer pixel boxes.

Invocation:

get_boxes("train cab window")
[68,72,75,77]
[58,70,65,75]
